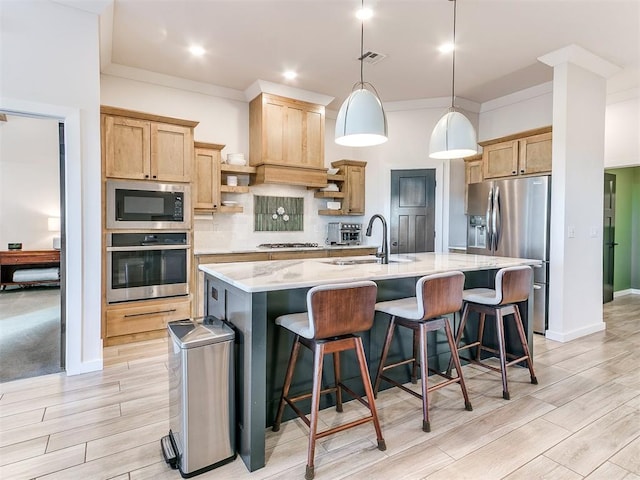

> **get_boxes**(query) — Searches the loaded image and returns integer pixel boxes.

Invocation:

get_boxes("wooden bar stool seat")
[373,271,472,433]
[272,281,386,480]
[452,265,538,400]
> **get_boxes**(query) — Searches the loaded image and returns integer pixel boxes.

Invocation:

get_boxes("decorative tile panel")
[254,195,303,231]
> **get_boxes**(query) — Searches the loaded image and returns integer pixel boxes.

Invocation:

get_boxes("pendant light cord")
[450,0,457,109]
[360,0,365,85]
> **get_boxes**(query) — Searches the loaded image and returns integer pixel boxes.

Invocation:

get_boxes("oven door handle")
[106,244,191,252]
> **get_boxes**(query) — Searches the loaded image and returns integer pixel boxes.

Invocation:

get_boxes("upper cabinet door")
[103,116,151,180]
[482,140,519,179]
[193,144,221,210]
[519,132,552,175]
[151,123,193,182]
[344,164,366,214]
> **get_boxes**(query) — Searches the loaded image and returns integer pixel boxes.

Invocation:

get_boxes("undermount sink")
[325,256,416,266]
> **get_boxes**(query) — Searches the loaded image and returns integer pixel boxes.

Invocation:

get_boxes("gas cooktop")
[257,243,319,249]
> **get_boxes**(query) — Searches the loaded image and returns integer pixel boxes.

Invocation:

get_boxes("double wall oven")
[105,180,191,304]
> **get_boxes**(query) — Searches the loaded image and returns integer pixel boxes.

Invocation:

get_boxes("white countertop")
[199,252,541,293]
[194,244,375,256]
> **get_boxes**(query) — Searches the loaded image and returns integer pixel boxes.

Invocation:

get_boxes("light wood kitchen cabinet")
[104,295,192,346]
[249,93,328,187]
[193,141,256,214]
[101,106,197,182]
[463,153,483,214]
[194,142,224,210]
[464,154,484,185]
[318,160,367,216]
[480,126,552,179]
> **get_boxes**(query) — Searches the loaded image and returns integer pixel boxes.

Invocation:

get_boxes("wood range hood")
[249,92,329,188]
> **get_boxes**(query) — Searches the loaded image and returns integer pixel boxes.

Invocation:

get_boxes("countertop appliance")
[106,179,191,230]
[467,175,550,334]
[327,222,362,245]
[106,232,190,303]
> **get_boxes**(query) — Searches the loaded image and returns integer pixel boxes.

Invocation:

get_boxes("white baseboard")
[545,321,606,342]
[613,289,640,298]
[65,358,103,376]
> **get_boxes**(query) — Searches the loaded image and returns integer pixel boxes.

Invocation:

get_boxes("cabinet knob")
[152,175,157,179]
[520,169,525,173]
[144,174,149,178]
[512,171,516,175]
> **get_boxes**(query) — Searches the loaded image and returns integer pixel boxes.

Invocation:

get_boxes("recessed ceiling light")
[189,45,206,57]
[283,70,297,80]
[438,42,455,54]
[356,7,373,20]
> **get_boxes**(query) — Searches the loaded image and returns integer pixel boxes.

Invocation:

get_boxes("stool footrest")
[315,415,376,440]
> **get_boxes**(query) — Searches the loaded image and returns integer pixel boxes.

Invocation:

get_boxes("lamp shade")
[335,87,388,147]
[429,110,477,159]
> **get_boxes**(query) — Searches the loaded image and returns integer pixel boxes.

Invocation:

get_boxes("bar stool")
[272,281,386,480]
[452,265,538,400]
[373,271,472,433]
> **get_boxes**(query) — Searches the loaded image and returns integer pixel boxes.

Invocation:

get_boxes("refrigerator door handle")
[486,187,494,250]
[492,186,501,250]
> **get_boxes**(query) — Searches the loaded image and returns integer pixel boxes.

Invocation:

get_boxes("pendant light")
[429,0,477,159]
[335,0,388,147]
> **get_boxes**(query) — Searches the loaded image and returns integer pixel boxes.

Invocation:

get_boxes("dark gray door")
[603,173,616,303]
[390,169,435,254]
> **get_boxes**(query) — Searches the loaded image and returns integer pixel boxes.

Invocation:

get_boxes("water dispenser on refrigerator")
[467,215,487,249]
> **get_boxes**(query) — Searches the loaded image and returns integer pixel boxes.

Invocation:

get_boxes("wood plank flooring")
[1,295,638,479]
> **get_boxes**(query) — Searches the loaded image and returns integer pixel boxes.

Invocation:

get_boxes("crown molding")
[538,44,621,79]
[243,80,334,106]
[101,63,247,102]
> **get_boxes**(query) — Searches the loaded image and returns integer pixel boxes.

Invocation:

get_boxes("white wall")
[1,0,103,375]
[604,93,640,168]
[479,83,554,141]
[0,115,60,250]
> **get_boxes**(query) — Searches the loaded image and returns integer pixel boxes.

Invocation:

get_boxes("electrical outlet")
[568,226,575,238]
[590,227,598,238]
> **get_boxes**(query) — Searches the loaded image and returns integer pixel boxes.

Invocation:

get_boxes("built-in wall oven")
[106,232,190,303]
[106,179,191,230]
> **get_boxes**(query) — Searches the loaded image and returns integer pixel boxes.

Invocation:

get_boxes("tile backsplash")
[193,183,366,252]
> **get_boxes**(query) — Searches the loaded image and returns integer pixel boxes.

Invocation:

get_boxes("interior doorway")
[390,169,436,254]
[0,113,65,381]
[603,173,616,303]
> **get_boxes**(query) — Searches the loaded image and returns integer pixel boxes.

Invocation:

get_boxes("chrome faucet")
[366,214,389,264]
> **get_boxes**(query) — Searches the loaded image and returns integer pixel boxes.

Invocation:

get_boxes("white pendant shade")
[335,87,388,147]
[429,110,477,159]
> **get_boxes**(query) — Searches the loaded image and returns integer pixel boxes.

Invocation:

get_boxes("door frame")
[1,97,104,375]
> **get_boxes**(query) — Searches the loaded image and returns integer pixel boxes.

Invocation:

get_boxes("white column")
[539,45,620,342]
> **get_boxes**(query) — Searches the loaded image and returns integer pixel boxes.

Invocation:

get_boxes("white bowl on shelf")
[222,200,238,206]
[327,168,339,175]
[320,183,339,192]
[226,153,246,166]
[226,175,238,186]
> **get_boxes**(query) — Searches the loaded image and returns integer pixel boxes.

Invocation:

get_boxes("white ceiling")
[101,0,640,110]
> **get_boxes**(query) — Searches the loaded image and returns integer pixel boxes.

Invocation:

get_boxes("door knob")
[392,241,398,246]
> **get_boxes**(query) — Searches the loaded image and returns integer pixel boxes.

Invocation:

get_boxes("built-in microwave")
[106,179,191,230]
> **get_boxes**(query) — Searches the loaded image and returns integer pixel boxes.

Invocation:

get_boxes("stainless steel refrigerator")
[466,175,551,333]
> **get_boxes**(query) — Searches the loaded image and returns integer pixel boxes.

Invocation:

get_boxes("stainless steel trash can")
[163,317,236,478]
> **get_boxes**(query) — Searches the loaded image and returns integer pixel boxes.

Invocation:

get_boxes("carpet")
[0,286,63,383]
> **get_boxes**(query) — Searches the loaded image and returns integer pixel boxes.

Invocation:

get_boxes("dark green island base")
[201,253,538,472]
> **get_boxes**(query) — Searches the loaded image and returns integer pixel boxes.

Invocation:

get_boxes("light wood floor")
[1,295,638,480]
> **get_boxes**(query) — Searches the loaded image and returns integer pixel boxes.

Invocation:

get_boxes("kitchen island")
[200,252,541,472]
